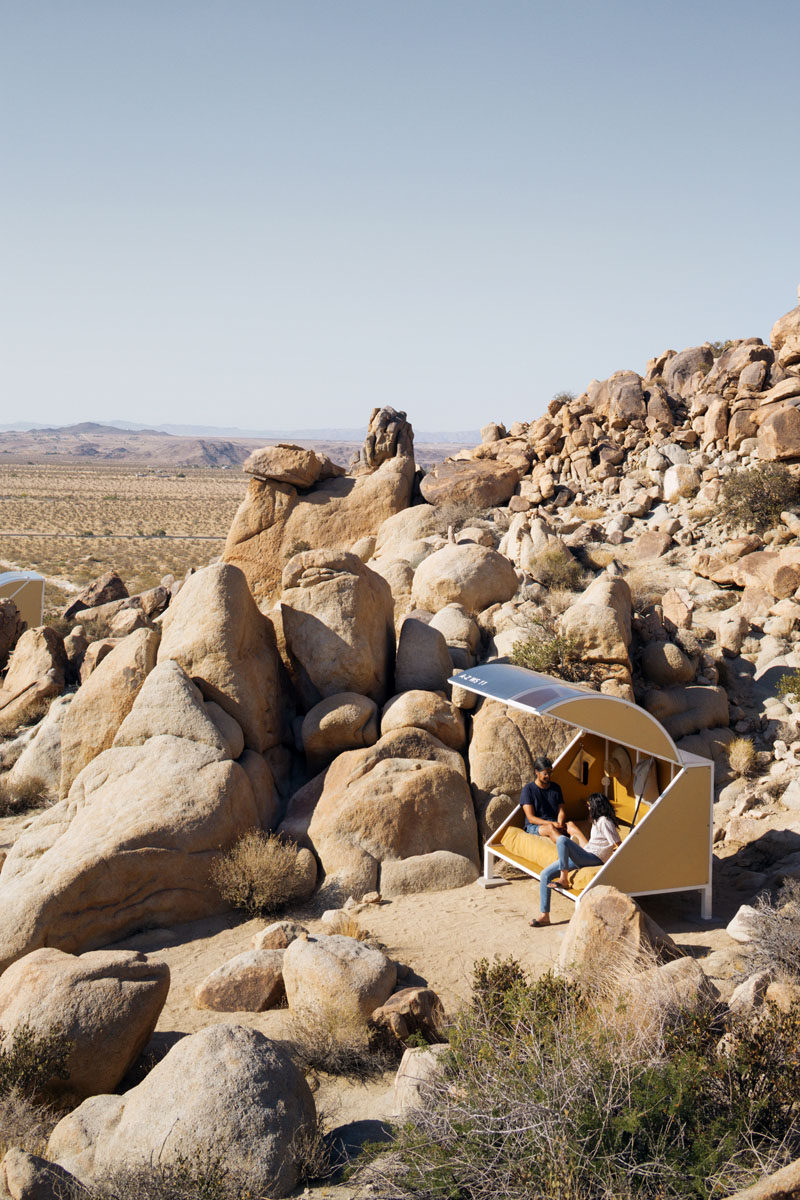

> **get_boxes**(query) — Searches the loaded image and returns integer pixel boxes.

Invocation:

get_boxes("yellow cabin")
[0,571,44,631]
[450,663,714,919]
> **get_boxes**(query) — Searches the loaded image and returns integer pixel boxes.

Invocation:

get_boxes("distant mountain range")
[0,420,480,443]
[0,421,472,469]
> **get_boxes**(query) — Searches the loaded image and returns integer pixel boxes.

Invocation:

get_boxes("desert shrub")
[0,1086,58,1157]
[741,878,800,983]
[210,831,311,918]
[529,546,584,591]
[433,501,489,532]
[0,1023,71,1098]
[510,615,600,686]
[719,464,800,533]
[571,504,605,522]
[776,670,800,702]
[726,737,755,777]
[288,1113,336,1185]
[79,1153,242,1200]
[286,1010,401,1080]
[284,539,311,559]
[551,390,576,406]
[362,961,800,1200]
[0,775,51,817]
[708,339,736,358]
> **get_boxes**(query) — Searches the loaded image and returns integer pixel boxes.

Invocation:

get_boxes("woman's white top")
[585,815,621,863]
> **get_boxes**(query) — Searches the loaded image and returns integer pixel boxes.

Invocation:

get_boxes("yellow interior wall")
[596,763,712,894]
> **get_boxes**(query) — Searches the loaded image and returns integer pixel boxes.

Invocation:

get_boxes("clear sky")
[2,0,799,434]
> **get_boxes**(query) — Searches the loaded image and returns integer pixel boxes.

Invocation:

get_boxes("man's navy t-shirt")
[520,780,563,823]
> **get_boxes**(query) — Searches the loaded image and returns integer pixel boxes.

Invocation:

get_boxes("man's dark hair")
[533,756,553,773]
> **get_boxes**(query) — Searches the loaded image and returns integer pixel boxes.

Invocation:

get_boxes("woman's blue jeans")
[539,835,602,913]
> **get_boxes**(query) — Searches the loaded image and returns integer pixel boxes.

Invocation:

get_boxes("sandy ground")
[107,872,747,1199]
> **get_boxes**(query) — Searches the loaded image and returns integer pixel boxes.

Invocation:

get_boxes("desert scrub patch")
[776,670,800,702]
[210,830,313,918]
[528,546,584,591]
[0,1023,71,1100]
[719,464,800,534]
[726,737,755,777]
[360,959,800,1200]
[286,1010,402,1081]
[510,615,601,686]
[0,1086,58,1158]
[741,878,800,984]
[0,775,52,817]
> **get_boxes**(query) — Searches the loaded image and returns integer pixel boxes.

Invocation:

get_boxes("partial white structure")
[0,571,45,628]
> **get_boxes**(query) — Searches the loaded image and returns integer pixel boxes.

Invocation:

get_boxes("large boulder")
[158,562,282,753]
[0,948,169,1099]
[302,728,478,897]
[224,407,416,604]
[559,575,632,665]
[0,1149,79,1200]
[5,692,73,798]
[243,443,340,488]
[194,949,285,1012]
[63,571,128,621]
[429,603,481,669]
[111,659,241,758]
[411,544,519,615]
[58,628,159,798]
[418,458,523,507]
[557,885,681,984]
[283,933,396,1025]
[381,690,466,750]
[757,404,800,462]
[468,698,571,831]
[279,550,395,706]
[372,504,450,562]
[770,290,800,369]
[380,850,478,895]
[300,692,378,769]
[47,1023,316,1199]
[394,616,453,692]
[0,736,260,970]
[644,684,729,739]
[0,627,66,734]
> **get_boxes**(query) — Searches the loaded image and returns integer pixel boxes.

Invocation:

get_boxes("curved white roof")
[449,662,681,764]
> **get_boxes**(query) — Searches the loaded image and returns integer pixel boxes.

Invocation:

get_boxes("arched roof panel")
[450,662,681,764]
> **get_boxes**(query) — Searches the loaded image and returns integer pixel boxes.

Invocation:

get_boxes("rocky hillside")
[0,290,799,1198]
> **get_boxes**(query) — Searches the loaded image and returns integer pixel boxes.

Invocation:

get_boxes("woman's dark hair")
[533,755,553,773]
[587,791,618,825]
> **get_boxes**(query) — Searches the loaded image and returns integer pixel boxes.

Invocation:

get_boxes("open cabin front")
[449,663,714,920]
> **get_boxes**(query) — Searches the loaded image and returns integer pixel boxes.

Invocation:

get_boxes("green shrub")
[210,830,311,918]
[719,464,800,533]
[0,1023,70,1099]
[529,547,584,591]
[510,615,599,685]
[776,671,800,702]
[362,962,800,1200]
[708,339,736,358]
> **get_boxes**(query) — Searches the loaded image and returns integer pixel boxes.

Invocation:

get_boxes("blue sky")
[2,0,798,433]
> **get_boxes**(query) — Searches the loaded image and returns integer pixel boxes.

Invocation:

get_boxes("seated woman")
[529,792,621,928]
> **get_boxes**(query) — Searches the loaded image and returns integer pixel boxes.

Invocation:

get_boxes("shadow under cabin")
[450,663,714,920]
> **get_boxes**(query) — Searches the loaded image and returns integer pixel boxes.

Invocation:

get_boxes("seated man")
[520,755,566,844]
